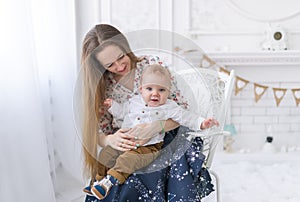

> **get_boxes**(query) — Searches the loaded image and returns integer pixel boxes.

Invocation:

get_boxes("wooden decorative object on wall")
[291,88,300,106]
[235,76,249,95]
[219,67,230,75]
[200,54,216,68]
[254,83,268,102]
[272,88,287,107]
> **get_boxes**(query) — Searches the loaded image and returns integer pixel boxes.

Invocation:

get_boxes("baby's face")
[140,74,170,107]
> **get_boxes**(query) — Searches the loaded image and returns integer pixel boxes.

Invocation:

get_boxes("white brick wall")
[229,69,300,151]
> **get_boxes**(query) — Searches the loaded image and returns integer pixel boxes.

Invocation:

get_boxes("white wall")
[189,0,300,52]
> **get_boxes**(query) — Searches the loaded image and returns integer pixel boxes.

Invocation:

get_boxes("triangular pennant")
[173,46,182,52]
[235,76,249,95]
[272,88,287,107]
[200,54,216,68]
[184,49,197,53]
[291,88,300,107]
[254,83,268,102]
[219,67,230,75]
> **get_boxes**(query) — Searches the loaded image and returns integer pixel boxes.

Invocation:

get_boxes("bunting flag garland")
[254,83,269,103]
[174,47,300,107]
[217,66,300,107]
[219,67,230,75]
[291,88,300,106]
[173,46,182,52]
[272,88,287,107]
[217,66,299,107]
[174,47,216,68]
[235,76,249,96]
[200,54,216,68]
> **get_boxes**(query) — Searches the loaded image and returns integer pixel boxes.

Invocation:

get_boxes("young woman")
[81,24,214,201]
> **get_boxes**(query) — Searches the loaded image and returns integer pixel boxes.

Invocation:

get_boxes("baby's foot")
[83,185,93,196]
[83,174,104,196]
[91,175,118,200]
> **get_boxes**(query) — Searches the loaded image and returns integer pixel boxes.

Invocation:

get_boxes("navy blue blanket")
[85,127,214,202]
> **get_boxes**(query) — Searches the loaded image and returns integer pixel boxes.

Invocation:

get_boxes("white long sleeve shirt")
[108,95,205,146]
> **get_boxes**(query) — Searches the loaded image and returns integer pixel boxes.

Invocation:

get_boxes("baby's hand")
[104,98,113,108]
[201,118,219,130]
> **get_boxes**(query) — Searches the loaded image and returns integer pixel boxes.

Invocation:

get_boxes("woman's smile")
[117,65,128,74]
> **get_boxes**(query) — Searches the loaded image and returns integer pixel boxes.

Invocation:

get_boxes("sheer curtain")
[0,0,82,201]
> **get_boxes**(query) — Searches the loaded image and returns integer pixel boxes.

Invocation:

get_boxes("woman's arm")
[127,119,179,145]
[97,105,137,151]
[162,119,180,132]
[97,129,138,151]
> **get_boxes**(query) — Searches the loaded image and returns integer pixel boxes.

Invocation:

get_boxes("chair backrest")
[202,69,235,168]
[175,67,235,169]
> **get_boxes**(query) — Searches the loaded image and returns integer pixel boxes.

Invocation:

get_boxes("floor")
[54,167,86,202]
[209,150,300,202]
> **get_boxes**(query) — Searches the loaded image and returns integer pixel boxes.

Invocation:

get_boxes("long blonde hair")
[81,24,138,177]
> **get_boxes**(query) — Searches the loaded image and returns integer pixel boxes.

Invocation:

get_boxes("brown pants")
[97,142,163,184]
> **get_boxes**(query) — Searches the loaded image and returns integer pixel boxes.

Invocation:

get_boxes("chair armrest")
[186,130,230,141]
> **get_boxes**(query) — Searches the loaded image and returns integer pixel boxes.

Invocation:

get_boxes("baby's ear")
[139,86,143,92]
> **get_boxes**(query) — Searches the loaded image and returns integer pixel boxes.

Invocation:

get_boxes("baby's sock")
[91,175,118,199]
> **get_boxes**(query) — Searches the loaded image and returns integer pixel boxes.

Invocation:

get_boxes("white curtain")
[0,0,83,201]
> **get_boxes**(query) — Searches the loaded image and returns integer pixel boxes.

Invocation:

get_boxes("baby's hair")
[141,64,172,89]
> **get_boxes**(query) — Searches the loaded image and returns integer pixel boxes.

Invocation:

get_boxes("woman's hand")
[127,121,162,144]
[130,137,151,147]
[127,119,180,146]
[104,128,138,151]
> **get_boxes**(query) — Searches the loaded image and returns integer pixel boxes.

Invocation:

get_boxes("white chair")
[176,67,235,202]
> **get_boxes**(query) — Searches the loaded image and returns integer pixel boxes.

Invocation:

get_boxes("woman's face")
[96,45,132,77]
